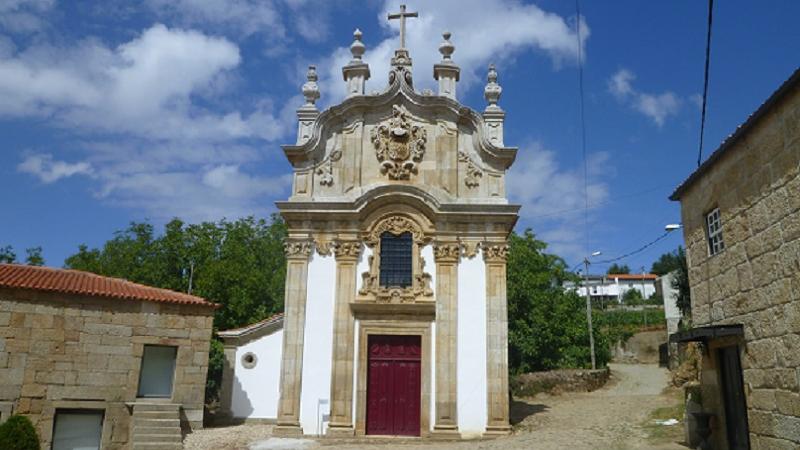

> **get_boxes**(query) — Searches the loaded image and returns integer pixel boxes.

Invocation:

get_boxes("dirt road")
[185,363,688,450]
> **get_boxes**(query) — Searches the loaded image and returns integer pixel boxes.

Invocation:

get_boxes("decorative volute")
[483,64,506,146]
[433,31,460,100]
[342,29,370,97]
[296,65,320,144]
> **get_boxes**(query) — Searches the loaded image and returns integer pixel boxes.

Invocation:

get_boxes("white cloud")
[17,153,93,183]
[608,68,681,127]
[0,0,55,33]
[506,142,610,261]
[318,0,588,104]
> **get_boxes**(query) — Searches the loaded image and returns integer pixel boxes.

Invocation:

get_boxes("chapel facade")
[272,10,519,438]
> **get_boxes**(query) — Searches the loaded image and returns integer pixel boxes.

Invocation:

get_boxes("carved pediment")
[370,104,427,180]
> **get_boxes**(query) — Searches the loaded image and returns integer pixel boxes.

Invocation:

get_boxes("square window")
[379,232,413,288]
[706,208,725,256]
[52,409,104,450]
[137,345,177,398]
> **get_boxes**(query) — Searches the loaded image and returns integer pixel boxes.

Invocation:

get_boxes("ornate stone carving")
[316,148,342,186]
[458,150,483,188]
[483,243,509,262]
[371,105,427,180]
[334,240,362,260]
[358,216,432,303]
[462,240,481,258]
[284,240,313,258]
[365,216,424,245]
[433,243,461,262]
[314,238,334,256]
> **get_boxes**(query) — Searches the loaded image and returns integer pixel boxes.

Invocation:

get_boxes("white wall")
[299,251,336,435]
[456,253,487,436]
[422,243,437,432]
[231,329,284,419]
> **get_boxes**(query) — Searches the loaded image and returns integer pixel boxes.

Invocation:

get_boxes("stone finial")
[433,31,460,100]
[350,28,365,62]
[302,65,320,108]
[438,31,455,62]
[484,64,502,111]
[343,29,371,97]
[483,64,505,146]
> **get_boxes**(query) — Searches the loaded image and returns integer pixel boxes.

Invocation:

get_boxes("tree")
[0,415,40,450]
[0,245,16,263]
[25,247,45,266]
[607,263,630,275]
[650,248,683,276]
[672,246,691,317]
[507,229,611,373]
[622,288,643,305]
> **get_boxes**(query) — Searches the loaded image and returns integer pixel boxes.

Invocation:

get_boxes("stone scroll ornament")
[370,105,427,180]
[316,149,342,187]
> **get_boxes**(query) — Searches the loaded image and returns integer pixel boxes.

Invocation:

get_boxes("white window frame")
[706,208,725,256]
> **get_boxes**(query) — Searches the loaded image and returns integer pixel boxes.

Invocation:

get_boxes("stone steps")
[130,402,183,450]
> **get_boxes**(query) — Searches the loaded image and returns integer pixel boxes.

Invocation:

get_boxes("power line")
[697,0,714,167]
[593,231,674,266]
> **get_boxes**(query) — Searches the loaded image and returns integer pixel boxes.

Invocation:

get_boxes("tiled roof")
[670,66,800,201]
[218,313,284,338]
[607,274,658,280]
[0,264,216,308]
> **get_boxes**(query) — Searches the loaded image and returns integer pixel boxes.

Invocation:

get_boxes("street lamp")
[583,251,601,370]
[665,223,682,232]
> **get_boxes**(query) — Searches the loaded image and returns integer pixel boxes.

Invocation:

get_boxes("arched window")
[379,231,413,287]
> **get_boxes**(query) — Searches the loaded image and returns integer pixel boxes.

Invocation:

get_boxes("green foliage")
[206,338,225,402]
[650,248,683,276]
[65,215,288,401]
[0,245,17,263]
[25,247,44,266]
[0,415,40,450]
[671,247,691,317]
[606,263,630,274]
[507,229,611,374]
[594,308,667,343]
[622,288,643,305]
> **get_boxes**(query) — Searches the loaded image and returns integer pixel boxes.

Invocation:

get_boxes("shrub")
[0,415,40,450]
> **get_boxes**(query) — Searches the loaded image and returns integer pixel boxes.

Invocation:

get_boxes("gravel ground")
[184,364,688,450]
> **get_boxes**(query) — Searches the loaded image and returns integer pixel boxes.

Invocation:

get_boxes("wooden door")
[719,345,750,449]
[366,334,422,436]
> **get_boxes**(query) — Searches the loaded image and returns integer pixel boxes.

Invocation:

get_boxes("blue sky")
[1,0,798,273]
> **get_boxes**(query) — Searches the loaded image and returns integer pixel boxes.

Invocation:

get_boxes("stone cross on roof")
[388,4,418,49]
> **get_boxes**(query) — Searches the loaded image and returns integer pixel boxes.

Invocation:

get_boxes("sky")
[1,0,799,274]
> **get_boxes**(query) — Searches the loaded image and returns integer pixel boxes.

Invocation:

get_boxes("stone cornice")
[280,75,517,170]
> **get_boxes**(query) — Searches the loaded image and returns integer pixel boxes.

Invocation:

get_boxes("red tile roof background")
[607,273,658,280]
[0,263,216,308]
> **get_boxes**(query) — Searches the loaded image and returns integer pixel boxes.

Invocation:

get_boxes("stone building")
[670,67,800,449]
[0,263,216,449]
[219,9,519,439]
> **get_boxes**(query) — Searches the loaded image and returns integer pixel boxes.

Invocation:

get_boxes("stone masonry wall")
[0,287,214,449]
[678,84,800,448]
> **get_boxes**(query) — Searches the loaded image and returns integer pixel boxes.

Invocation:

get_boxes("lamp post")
[584,251,602,370]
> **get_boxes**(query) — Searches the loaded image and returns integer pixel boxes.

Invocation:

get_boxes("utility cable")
[697,0,714,167]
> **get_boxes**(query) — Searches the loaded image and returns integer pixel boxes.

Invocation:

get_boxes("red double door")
[366,334,422,436]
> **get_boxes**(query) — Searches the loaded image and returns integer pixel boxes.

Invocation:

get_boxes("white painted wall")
[299,251,336,435]
[231,329,284,419]
[422,244,437,432]
[456,253,487,436]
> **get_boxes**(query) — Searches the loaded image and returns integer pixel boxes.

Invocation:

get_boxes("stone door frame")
[355,320,432,437]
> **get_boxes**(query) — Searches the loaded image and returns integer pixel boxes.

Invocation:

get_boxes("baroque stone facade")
[270,12,519,439]
[0,281,214,449]
[671,68,800,449]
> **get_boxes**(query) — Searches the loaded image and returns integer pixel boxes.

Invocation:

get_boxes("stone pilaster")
[483,243,511,436]
[274,239,313,436]
[327,240,362,436]
[431,242,461,437]
[218,344,237,419]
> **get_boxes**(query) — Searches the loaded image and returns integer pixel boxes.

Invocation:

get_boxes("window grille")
[706,208,725,256]
[379,232,413,287]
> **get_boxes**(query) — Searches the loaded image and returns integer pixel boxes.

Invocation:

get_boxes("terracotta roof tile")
[607,273,658,280]
[0,264,216,308]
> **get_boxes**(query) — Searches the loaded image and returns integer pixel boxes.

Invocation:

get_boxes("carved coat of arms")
[370,105,427,180]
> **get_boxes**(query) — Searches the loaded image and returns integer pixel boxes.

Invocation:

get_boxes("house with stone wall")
[0,263,216,450]
[670,67,800,450]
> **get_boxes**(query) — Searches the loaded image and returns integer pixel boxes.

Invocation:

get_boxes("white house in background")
[218,314,284,422]
[565,273,658,304]
[217,10,519,440]
[656,271,681,335]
